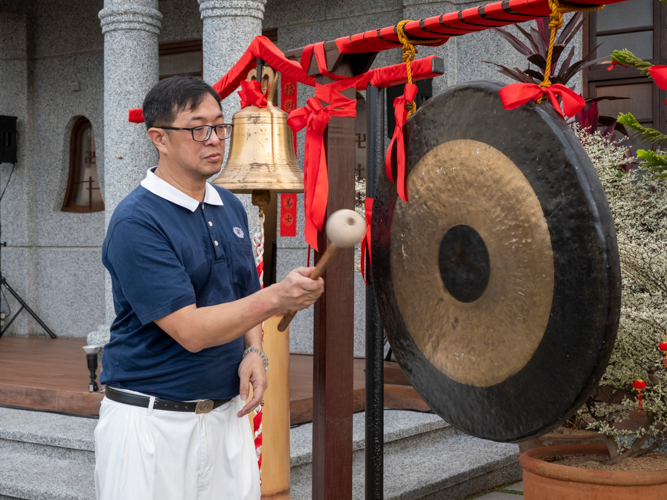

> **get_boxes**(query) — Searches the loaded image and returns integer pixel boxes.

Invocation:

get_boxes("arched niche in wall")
[62,117,104,213]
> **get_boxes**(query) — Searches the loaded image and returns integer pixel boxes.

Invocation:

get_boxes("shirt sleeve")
[105,218,196,325]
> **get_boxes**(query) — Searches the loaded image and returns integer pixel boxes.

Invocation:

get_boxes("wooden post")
[260,315,291,499]
[313,78,356,500]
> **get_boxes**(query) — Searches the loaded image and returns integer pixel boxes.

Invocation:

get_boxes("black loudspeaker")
[386,79,433,139]
[0,116,18,164]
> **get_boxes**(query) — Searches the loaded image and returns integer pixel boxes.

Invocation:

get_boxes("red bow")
[287,85,356,251]
[386,83,418,203]
[238,80,267,108]
[499,82,585,119]
[649,65,667,104]
[649,65,667,88]
[360,197,374,284]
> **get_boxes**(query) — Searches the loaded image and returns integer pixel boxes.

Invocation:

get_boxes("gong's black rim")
[371,81,621,442]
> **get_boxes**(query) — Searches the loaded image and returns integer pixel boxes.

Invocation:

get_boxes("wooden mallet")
[277,209,367,332]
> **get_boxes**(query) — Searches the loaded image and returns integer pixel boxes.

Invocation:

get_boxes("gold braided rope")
[396,20,444,118]
[538,0,604,102]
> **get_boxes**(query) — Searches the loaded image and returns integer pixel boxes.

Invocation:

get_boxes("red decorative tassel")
[659,336,667,369]
[633,378,646,410]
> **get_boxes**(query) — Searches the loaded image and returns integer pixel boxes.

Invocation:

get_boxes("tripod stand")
[0,228,56,339]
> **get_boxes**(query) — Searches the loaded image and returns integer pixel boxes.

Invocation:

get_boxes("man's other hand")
[274,267,324,312]
[238,351,267,418]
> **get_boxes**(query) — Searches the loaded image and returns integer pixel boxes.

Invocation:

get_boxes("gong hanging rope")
[396,20,444,118]
[538,0,604,100]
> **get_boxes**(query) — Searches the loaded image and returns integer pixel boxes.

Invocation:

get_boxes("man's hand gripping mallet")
[277,209,366,332]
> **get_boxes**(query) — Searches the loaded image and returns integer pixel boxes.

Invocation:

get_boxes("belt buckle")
[195,400,214,414]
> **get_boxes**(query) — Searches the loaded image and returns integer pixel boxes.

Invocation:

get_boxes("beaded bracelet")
[242,346,269,371]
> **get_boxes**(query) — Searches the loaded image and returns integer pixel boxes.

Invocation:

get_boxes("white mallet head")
[326,209,366,249]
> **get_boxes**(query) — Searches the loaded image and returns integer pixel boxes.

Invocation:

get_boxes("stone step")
[290,428,521,499]
[0,407,518,500]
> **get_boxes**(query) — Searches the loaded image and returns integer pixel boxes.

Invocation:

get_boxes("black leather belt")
[105,386,232,414]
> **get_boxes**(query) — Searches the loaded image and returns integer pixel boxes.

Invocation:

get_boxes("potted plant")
[488,12,667,492]
[520,51,667,496]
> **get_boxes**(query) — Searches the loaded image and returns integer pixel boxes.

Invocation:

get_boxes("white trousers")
[94,395,260,500]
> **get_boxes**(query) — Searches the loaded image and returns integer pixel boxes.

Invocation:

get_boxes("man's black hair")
[142,76,221,129]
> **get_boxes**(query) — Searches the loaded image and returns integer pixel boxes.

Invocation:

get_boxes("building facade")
[8,0,652,356]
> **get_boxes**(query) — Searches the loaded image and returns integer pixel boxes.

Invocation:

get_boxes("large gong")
[372,81,621,442]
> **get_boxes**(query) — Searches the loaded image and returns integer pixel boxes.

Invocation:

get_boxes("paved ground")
[465,481,523,499]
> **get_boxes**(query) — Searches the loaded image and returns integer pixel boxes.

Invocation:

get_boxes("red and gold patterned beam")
[331,0,620,55]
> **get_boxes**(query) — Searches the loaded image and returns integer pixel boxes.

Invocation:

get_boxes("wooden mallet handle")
[277,245,339,332]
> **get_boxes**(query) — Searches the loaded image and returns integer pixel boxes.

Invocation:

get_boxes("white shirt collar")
[140,167,223,212]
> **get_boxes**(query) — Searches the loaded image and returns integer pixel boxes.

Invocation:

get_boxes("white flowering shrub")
[574,127,667,463]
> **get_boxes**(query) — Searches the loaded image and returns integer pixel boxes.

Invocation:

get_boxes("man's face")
[161,93,225,179]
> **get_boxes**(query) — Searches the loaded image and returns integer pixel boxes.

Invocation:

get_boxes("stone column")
[99,0,162,323]
[198,0,267,121]
[198,0,268,240]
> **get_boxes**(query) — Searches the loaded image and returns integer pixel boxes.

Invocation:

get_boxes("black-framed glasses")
[157,124,233,142]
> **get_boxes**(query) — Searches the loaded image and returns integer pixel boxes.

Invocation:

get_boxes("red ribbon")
[300,42,346,82]
[129,108,144,123]
[286,85,356,251]
[499,82,586,119]
[360,197,374,284]
[238,80,267,108]
[607,61,628,71]
[386,83,418,203]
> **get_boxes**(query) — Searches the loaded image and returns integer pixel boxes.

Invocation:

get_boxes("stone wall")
[0,0,107,339]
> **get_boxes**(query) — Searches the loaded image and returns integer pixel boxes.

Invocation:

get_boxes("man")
[95,76,324,500]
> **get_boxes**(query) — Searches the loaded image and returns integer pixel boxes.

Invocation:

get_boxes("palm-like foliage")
[484,14,604,87]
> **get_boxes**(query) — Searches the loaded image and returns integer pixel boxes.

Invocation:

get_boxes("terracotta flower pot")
[519,429,605,453]
[521,444,667,500]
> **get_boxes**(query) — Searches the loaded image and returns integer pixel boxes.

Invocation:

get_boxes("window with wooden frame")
[584,1,667,140]
[159,39,203,80]
[62,117,104,213]
[158,30,278,80]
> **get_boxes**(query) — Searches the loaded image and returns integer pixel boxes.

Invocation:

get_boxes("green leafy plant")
[610,49,653,77]
[637,149,667,178]
[618,113,667,145]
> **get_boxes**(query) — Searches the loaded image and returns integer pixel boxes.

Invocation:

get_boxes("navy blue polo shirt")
[100,167,261,401]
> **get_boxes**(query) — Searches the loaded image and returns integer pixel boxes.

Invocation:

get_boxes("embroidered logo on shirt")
[233,227,244,238]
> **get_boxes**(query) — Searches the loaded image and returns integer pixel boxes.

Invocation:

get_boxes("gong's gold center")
[391,139,554,388]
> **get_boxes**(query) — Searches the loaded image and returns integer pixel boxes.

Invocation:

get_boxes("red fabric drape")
[499,82,585,119]
[238,80,267,108]
[127,39,442,124]
[212,36,316,101]
[300,42,347,82]
[286,85,356,251]
[360,197,373,284]
[386,83,418,203]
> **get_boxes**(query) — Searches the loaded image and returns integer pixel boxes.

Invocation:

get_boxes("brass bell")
[213,66,303,195]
